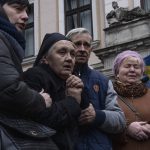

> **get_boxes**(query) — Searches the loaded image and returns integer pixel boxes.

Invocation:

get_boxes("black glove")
[80,87,90,109]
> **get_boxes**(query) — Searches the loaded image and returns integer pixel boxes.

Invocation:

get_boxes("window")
[24,3,34,58]
[141,0,150,12]
[65,0,93,35]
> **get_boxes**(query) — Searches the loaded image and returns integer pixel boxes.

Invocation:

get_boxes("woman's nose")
[129,66,135,71]
[65,53,72,60]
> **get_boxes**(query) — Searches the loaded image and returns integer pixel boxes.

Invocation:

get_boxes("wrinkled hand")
[127,121,148,141]
[142,123,150,137]
[79,103,96,125]
[66,75,84,88]
[66,75,83,104]
[39,89,52,108]
[66,86,82,104]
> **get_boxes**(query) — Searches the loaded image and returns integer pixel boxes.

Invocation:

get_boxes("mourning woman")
[23,33,83,150]
[112,50,150,150]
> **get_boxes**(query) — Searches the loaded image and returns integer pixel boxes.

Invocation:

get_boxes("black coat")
[23,63,81,150]
[0,30,59,149]
[0,30,46,117]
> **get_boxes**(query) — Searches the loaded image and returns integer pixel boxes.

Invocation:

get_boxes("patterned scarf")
[113,80,148,98]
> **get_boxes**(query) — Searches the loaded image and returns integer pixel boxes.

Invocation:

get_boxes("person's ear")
[40,56,48,64]
[115,75,119,81]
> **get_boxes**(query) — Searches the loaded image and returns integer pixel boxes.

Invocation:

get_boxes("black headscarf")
[34,33,70,66]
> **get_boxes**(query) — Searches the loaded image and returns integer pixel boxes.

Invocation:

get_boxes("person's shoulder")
[144,55,150,65]
[89,69,109,87]
[0,30,4,36]
[0,30,8,42]
[23,65,46,84]
[23,65,44,77]
[90,68,108,80]
[25,65,41,73]
[145,80,150,88]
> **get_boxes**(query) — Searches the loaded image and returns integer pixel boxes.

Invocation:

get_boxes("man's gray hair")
[66,28,91,40]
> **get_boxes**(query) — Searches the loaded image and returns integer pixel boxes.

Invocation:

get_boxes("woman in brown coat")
[112,50,150,150]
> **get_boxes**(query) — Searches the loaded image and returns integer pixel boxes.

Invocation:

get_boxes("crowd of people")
[0,0,149,150]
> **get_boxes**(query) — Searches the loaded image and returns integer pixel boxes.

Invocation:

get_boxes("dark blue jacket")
[74,64,125,150]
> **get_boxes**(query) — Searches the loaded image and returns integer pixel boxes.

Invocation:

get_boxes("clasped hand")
[65,75,84,104]
[78,103,96,125]
[127,121,150,141]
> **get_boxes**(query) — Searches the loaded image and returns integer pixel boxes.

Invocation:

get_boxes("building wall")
[23,0,105,69]
[23,0,147,71]
[94,0,150,77]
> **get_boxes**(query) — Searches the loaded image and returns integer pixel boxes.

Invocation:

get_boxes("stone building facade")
[93,0,150,78]
[94,16,150,78]
[22,0,150,78]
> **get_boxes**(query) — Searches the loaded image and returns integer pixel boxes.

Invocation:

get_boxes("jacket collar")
[73,63,90,78]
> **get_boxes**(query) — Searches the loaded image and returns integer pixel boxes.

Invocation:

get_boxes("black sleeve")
[0,38,46,116]
[23,68,81,129]
[23,68,44,92]
[33,96,81,129]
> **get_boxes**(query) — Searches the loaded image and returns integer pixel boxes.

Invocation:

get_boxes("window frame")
[140,0,150,12]
[64,0,93,36]
[24,3,34,58]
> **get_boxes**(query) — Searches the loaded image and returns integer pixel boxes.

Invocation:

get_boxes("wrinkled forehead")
[72,33,92,42]
[49,40,76,52]
[121,56,141,65]
[54,40,75,47]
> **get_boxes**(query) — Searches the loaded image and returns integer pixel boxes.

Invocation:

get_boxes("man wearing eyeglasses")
[66,28,126,150]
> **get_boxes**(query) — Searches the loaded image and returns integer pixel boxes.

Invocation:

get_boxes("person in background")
[144,54,150,87]
[66,27,126,150]
[112,50,150,150]
[23,32,83,150]
[0,0,59,149]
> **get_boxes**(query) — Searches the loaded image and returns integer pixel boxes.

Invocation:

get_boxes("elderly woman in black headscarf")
[23,32,83,150]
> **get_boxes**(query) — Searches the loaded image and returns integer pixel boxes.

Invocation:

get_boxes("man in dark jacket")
[66,28,126,150]
[0,0,52,118]
[0,0,59,149]
[23,33,83,150]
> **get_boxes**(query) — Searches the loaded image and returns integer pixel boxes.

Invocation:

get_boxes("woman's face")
[45,40,76,80]
[117,56,143,85]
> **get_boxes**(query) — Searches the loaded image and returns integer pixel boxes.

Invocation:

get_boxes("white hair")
[66,28,91,40]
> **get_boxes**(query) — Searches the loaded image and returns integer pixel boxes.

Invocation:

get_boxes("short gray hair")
[66,28,91,40]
